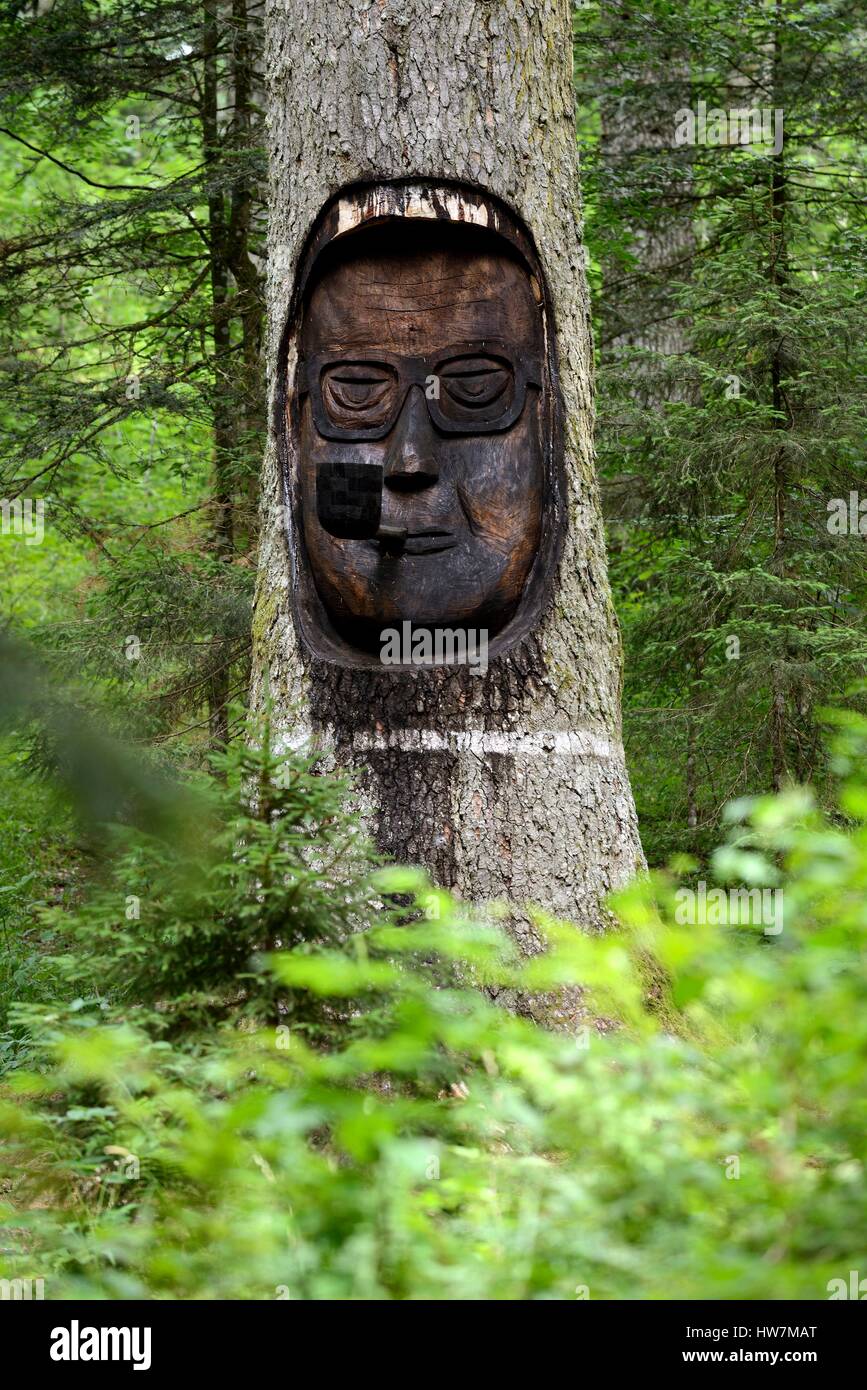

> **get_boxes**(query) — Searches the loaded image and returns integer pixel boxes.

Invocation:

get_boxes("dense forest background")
[2,0,864,863]
[1,0,866,1301]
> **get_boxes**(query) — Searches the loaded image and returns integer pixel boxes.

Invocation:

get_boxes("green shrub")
[1,711,865,1300]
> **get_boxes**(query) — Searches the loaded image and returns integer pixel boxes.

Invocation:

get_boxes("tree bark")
[597,16,695,374]
[252,0,644,943]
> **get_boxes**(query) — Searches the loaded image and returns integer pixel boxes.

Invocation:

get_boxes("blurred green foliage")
[1,709,865,1300]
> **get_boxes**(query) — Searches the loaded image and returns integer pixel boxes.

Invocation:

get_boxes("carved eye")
[321,363,398,426]
[438,356,513,417]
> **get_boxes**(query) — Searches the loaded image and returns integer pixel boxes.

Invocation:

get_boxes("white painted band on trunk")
[341,729,619,759]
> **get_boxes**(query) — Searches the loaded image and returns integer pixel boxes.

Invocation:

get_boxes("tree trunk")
[251,0,644,942]
[598,45,695,375]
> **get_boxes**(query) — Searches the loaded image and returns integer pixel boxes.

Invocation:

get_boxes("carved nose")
[384,387,438,492]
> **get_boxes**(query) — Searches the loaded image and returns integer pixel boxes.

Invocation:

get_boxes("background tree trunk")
[252,0,644,944]
[595,14,699,827]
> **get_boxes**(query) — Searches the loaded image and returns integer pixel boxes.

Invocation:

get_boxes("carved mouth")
[369,529,457,556]
[402,529,456,555]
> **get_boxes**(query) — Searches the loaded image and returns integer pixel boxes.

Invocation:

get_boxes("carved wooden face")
[293,223,544,653]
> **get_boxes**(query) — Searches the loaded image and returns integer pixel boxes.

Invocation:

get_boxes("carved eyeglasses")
[298,339,541,441]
